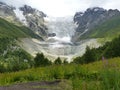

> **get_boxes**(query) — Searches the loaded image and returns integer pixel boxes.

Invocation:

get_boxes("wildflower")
[102,56,108,68]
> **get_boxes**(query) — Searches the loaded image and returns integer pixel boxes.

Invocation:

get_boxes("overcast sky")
[1,0,120,17]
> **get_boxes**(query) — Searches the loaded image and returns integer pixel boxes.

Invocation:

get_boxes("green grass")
[0,57,120,89]
[0,17,40,39]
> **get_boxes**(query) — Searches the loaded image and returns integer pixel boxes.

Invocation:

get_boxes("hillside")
[0,17,41,39]
[0,18,43,72]
[0,2,48,40]
[72,7,120,42]
[80,15,120,39]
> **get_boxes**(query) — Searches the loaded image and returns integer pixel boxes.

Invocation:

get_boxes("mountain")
[0,2,20,24]
[72,7,120,41]
[0,17,42,39]
[0,2,48,40]
[19,5,48,40]
[0,2,46,69]
[1,1,120,62]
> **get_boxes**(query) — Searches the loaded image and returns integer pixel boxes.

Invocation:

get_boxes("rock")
[0,2,18,22]
[72,7,120,42]
[19,5,48,40]
[48,33,56,37]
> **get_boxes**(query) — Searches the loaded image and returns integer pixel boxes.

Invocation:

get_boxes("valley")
[0,1,120,90]
[19,16,100,62]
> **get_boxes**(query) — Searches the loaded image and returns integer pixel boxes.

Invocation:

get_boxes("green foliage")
[101,69,120,90]
[0,17,43,72]
[0,37,33,72]
[54,57,62,65]
[34,53,51,67]
[0,17,40,39]
[83,46,95,63]
[63,59,68,64]
[0,57,120,89]
[72,56,84,64]
[73,35,120,64]
[104,36,120,58]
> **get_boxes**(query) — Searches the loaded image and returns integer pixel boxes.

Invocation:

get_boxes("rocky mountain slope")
[0,2,46,64]
[72,7,120,41]
[0,2,48,40]
[19,5,48,40]
[0,2,19,24]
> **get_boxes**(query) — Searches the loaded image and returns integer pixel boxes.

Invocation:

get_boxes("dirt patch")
[0,80,72,90]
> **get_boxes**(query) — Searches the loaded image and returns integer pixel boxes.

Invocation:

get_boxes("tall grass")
[0,58,120,89]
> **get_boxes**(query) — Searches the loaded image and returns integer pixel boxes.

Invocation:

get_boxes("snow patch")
[48,36,71,43]
[14,8,27,25]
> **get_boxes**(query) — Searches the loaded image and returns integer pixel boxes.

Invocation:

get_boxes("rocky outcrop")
[19,5,48,40]
[0,2,48,40]
[0,2,18,23]
[72,7,120,42]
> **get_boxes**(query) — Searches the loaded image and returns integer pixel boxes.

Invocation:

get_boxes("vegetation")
[0,10,45,73]
[0,57,120,89]
[0,17,42,72]
[0,9,120,90]
[0,40,33,73]
[81,15,120,39]
[54,57,62,65]
[73,35,120,64]
[0,17,41,39]
[34,53,52,67]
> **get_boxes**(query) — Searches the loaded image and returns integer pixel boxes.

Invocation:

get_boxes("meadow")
[0,57,120,90]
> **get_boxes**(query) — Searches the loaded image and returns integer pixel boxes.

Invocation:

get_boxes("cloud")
[0,0,120,17]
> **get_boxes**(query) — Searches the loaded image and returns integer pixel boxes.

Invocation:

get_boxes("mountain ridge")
[72,7,120,42]
[0,2,48,40]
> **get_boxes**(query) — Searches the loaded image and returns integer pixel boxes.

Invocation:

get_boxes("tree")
[73,56,84,64]
[54,57,62,65]
[63,59,68,64]
[104,36,120,58]
[83,46,95,63]
[34,53,51,67]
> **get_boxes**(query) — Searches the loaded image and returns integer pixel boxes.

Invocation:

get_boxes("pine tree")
[54,57,62,65]
[34,53,51,67]
[83,46,95,63]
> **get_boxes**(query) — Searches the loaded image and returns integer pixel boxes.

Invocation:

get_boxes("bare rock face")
[0,2,18,22]
[0,2,48,40]
[19,5,48,40]
[72,7,120,42]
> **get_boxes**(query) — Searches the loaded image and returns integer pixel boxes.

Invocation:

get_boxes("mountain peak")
[19,5,36,15]
[0,1,15,10]
[72,7,120,42]
[86,7,106,12]
[19,5,46,17]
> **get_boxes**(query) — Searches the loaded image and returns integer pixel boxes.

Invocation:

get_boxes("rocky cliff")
[72,7,120,42]
[19,5,48,40]
[0,2,19,23]
[0,2,48,40]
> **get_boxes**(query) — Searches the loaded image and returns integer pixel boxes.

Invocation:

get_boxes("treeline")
[0,52,68,73]
[0,37,68,73]
[34,53,68,67]
[1,35,120,73]
[73,35,120,64]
